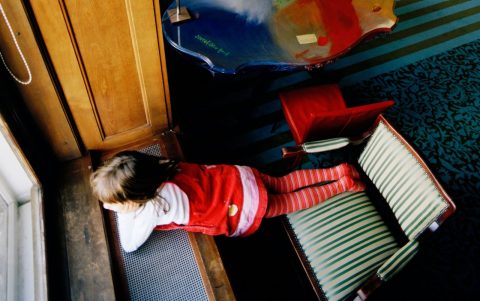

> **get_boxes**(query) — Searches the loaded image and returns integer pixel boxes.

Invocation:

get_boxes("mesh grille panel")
[109,144,208,301]
[112,216,208,301]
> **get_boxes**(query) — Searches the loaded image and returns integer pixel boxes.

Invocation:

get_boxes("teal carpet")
[167,1,480,300]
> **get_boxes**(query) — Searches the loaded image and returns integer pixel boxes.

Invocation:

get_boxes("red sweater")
[154,163,268,237]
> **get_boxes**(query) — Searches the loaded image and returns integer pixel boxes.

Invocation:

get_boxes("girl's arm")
[115,183,189,252]
[116,202,159,252]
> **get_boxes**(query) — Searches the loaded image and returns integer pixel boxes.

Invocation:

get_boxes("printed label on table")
[296,33,317,45]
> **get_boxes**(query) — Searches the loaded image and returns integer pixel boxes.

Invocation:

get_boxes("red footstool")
[280,84,395,144]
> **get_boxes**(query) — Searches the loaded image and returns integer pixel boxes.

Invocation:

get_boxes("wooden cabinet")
[29,0,171,151]
[0,0,81,160]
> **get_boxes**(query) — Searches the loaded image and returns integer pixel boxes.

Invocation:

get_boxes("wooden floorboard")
[57,156,116,301]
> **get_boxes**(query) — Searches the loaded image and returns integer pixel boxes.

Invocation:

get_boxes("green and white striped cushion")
[358,121,449,240]
[287,192,399,301]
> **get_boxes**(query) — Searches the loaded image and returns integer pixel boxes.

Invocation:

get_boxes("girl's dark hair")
[90,150,178,204]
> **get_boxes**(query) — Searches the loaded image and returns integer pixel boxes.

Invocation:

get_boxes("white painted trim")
[7,202,16,301]
[0,122,46,301]
[0,130,33,204]
[0,177,15,206]
[17,202,34,301]
[0,197,9,301]
[31,186,47,301]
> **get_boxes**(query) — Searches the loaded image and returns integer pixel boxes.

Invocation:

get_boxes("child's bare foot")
[338,176,366,192]
[337,163,361,179]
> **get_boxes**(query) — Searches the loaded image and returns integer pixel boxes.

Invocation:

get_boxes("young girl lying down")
[90,151,365,252]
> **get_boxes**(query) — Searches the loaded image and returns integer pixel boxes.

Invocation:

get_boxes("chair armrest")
[282,137,350,158]
[282,129,374,158]
[303,137,352,153]
[377,240,419,281]
[355,240,419,300]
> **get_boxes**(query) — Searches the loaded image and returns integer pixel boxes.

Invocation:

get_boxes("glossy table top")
[162,0,397,74]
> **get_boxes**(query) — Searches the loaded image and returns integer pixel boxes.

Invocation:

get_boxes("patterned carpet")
[167,1,480,300]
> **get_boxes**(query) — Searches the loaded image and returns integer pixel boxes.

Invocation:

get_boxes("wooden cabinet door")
[0,0,81,160]
[29,0,171,151]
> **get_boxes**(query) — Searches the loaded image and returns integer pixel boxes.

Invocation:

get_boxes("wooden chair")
[282,115,456,300]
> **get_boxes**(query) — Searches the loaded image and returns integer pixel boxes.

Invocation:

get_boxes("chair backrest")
[279,83,394,144]
[302,100,395,141]
[357,116,456,240]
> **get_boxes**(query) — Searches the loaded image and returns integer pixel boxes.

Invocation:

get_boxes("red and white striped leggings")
[261,163,365,218]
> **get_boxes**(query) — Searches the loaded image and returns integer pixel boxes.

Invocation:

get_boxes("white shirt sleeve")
[116,182,190,252]
[116,203,159,253]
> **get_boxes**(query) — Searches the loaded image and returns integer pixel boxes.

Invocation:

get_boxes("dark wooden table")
[162,0,397,74]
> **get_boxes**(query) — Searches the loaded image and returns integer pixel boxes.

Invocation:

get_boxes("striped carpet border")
[327,0,480,84]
